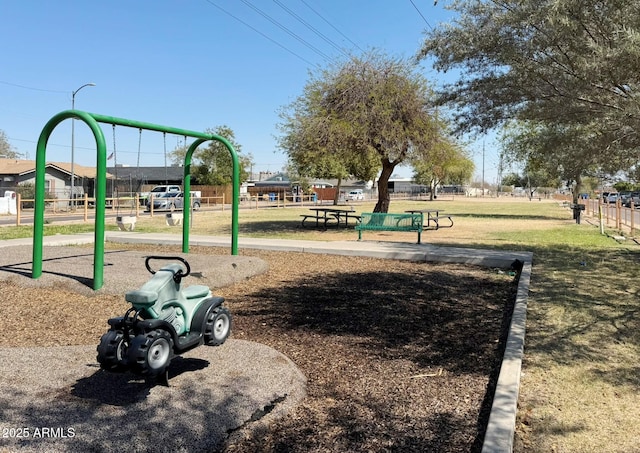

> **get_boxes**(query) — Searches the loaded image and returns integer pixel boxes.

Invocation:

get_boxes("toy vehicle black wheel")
[97,329,128,371]
[204,307,232,346]
[128,329,173,376]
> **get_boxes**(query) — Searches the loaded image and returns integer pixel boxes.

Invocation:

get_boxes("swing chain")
[164,132,168,184]
[112,124,120,214]
[112,124,118,191]
[136,128,142,170]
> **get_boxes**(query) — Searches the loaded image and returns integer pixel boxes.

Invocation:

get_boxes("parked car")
[624,191,640,208]
[606,192,620,203]
[145,191,181,211]
[619,191,632,206]
[142,185,182,206]
[174,192,201,211]
[347,189,364,201]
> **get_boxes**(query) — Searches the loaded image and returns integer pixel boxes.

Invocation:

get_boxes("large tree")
[169,125,251,185]
[279,51,441,212]
[418,0,640,172]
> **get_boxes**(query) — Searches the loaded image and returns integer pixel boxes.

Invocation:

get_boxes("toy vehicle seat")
[183,285,211,299]
[125,289,158,307]
[125,263,184,310]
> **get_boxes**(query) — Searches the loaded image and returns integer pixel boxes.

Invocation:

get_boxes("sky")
[0,0,501,184]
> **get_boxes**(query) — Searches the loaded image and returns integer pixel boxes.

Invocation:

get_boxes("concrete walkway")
[1,232,532,452]
[31,230,532,268]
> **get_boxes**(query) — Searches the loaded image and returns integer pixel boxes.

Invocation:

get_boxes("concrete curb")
[105,231,533,268]
[482,260,531,453]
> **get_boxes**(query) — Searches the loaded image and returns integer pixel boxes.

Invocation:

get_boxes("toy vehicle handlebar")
[145,256,191,278]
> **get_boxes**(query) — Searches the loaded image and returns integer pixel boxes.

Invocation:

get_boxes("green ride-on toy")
[97,256,231,384]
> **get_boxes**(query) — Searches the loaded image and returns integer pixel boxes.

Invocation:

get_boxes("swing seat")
[166,212,183,226]
[116,215,137,231]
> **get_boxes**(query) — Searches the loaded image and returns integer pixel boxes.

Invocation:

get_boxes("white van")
[143,185,182,206]
[347,189,364,201]
[151,185,181,194]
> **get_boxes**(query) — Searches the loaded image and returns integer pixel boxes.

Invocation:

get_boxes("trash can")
[312,193,317,202]
[570,203,585,224]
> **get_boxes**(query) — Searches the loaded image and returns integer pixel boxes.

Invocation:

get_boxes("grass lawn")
[4,196,640,451]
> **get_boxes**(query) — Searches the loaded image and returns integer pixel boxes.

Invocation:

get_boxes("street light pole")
[70,82,96,209]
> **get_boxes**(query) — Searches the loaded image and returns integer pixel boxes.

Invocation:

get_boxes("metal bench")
[355,212,423,243]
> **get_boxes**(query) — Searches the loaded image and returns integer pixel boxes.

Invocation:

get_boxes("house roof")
[325,178,367,187]
[0,158,110,178]
[260,172,290,182]
[252,174,368,188]
[0,159,34,175]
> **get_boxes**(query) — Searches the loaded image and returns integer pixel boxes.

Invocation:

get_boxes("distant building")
[0,158,110,199]
[106,165,183,194]
[466,187,490,197]
[440,184,467,194]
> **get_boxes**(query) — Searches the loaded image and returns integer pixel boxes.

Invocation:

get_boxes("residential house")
[0,158,107,202]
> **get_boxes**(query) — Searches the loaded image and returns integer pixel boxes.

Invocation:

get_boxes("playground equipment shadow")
[0,232,532,452]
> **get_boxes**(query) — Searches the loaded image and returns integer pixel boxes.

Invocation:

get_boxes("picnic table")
[301,207,361,229]
[404,209,454,230]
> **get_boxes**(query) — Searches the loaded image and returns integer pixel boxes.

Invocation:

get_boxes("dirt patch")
[0,244,268,297]
[0,243,517,452]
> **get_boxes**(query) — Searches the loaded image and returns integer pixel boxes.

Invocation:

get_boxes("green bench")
[355,212,423,243]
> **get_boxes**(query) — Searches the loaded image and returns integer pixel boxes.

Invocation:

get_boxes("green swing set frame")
[31,109,241,290]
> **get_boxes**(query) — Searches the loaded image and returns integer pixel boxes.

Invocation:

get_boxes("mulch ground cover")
[0,243,517,452]
[209,247,518,452]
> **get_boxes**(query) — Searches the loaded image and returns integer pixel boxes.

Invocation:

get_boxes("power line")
[239,0,332,62]
[297,0,365,53]
[0,80,67,94]
[203,0,319,68]
[408,0,433,30]
[273,0,351,58]
[8,136,159,156]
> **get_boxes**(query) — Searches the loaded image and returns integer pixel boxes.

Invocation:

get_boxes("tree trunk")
[572,175,582,204]
[333,176,343,205]
[373,161,395,213]
[430,178,440,201]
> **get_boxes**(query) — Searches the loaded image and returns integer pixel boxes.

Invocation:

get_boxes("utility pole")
[497,151,503,197]
[71,82,96,210]
[482,140,485,197]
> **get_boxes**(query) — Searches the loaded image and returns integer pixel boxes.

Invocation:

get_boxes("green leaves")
[278,50,446,210]
[169,125,251,185]
[422,0,640,185]
[421,0,640,134]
